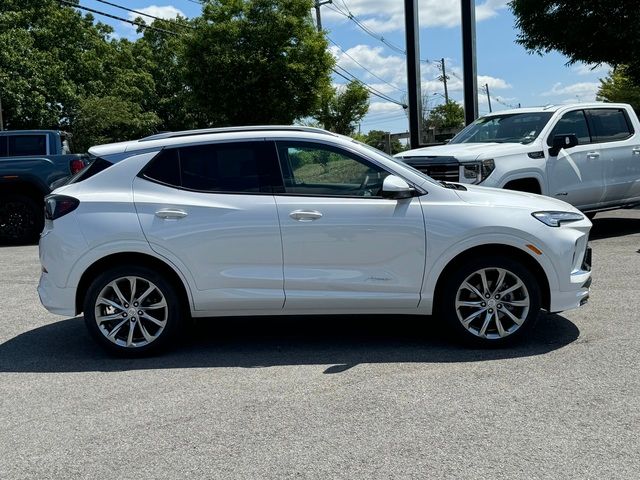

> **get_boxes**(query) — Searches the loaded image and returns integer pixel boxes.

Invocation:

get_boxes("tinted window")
[451,113,553,145]
[588,109,633,142]
[67,157,114,184]
[548,110,591,146]
[143,141,281,193]
[0,138,6,157]
[7,135,47,156]
[276,141,389,197]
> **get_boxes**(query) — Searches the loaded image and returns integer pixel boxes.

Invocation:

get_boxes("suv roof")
[139,125,336,142]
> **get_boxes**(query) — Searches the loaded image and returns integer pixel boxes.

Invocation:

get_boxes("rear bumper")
[37,272,76,317]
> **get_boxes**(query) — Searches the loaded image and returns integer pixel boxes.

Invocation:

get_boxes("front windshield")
[450,112,553,145]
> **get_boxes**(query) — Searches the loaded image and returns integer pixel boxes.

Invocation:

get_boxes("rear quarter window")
[587,109,634,142]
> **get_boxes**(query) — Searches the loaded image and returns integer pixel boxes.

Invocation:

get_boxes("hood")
[454,184,580,213]
[397,142,537,162]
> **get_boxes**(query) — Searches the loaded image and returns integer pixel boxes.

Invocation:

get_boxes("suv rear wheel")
[0,193,43,244]
[83,265,183,356]
[438,256,541,346]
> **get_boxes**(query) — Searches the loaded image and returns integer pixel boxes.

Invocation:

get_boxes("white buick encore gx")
[38,126,592,355]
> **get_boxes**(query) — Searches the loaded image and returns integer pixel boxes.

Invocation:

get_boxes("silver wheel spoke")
[500,280,524,297]
[141,312,166,327]
[135,285,155,304]
[108,318,128,338]
[492,269,507,296]
[495,314,506,337]
[128,277,137,304]
[96,313,123,324]
[461,308,486,327]
[500,306,524,326]
[502,299,529,307]
[97,297,126,312]
[111,282,128,307]
[456,300,485,308]
[462,282,483,299]
[139,322,156,343]
[479,311,493,337]
[143,299,167,310]
[479,270,490,295]
[126,321,135,347]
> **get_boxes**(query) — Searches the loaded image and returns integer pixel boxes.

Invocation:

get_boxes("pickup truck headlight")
[462,159,495,184]
[532,211,584,227]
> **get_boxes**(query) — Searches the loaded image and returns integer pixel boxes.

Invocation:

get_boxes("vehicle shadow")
[0,313,579,374]
[589,215,640,240]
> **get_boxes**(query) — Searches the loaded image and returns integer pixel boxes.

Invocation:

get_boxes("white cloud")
[127,5,185,24]
[541,82,600,100]
[572,63,611,77]
[324,0,508,33]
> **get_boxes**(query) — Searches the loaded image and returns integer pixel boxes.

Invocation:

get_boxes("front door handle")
[633,147,640,155]
[586,151,600,159]
[155,208,188,220]
[289,210,323,222]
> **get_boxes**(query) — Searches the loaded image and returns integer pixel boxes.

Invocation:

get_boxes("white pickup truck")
[396,103,640,217]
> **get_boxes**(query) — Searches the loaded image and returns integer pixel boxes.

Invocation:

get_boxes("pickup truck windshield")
[450,112,553,145]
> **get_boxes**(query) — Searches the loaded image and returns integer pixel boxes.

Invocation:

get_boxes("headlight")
[462,159,495,184]
[532,211,584,227]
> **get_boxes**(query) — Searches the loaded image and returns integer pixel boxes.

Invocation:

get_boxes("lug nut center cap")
[487,299,497,308]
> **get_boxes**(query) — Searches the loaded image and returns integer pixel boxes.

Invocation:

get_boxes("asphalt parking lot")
[1,209,639,480]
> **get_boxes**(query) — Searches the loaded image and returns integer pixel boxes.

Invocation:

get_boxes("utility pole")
[314,0,332,32]
[404,0,423,148]
[439,58,449,104]
[461,0,478,125]
[485,83,492,113]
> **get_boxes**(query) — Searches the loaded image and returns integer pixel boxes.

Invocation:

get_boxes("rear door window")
[547,110,591,146]
[586,108,634,143]
[7,135,47,156]
[142,141,283,194]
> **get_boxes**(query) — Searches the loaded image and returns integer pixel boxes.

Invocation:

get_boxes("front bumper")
[549,245,592,313]
[37,271,76,317]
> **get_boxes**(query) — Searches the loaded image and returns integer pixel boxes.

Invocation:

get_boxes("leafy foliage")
[182,0,334,126]
[510,0,640,82]
[425,102,465,130]
[597,66,640,113]
[360,130,405,155]
[315,80,369,135]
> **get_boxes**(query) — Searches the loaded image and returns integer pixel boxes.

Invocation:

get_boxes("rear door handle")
[289,210,323,222]
[586,151,600,159]
[155,208,188,220]
[633,147,640,155]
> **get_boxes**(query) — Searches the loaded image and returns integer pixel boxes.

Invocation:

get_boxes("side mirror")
[382,175,414,199]
[549,134,579,156]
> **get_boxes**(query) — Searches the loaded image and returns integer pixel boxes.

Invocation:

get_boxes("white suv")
[38,126,592,355]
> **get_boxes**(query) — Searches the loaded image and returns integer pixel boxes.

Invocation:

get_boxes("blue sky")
[79,0,609,134]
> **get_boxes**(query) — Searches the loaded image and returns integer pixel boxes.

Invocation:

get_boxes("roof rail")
[139,125,336,142]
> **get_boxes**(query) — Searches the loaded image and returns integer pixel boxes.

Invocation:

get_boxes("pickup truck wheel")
[439,256,541,347]
[0,194,43,245]
[83,266,183,356]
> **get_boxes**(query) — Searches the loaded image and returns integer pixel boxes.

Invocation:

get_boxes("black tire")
[83,265,183,356]
[0,193,43,245]
[437,256,541,347]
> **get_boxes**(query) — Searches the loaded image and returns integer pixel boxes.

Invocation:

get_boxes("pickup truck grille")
[401,157,460,182]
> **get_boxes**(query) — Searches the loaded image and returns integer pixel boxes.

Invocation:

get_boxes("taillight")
[44,195,79,220]
[70,159,85,174]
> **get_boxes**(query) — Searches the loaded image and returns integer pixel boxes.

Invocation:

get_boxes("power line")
[331,67,407,108]
[58,0,180,35]
[327,36,406,94]
[93,0,194,29]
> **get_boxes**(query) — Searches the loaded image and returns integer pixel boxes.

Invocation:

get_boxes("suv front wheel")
[83,266,182,356]
[439,256,541,346]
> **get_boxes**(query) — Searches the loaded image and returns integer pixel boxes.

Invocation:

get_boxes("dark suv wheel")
[0,194,43,245]
[83,265,183,356]
[438,256,541,347]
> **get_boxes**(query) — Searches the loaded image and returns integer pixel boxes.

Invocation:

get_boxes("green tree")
[182,0,334,126]
[597,66,640,113]
[510,0,640,82]
[426,102,465,129]
[315,80,369,135]
[0,0,159,147]
[361,130,405,155]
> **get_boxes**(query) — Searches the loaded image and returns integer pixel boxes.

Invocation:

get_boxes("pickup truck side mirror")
[381,175,414,199]
[549,134,579,156]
